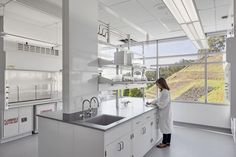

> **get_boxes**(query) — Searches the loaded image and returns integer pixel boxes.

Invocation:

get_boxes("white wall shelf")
[99,83,147,91]
[98,57,146,70]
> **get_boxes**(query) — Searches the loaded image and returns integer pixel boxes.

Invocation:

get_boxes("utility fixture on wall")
[163,0,208,49]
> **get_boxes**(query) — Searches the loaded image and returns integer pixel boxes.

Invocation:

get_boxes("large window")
[98,36,228,105]
[157,36,227,105]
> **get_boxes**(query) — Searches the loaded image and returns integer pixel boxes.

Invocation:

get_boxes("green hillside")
[146,54,226,104]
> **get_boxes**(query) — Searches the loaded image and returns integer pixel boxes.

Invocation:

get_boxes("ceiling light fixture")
[163,0,208,49]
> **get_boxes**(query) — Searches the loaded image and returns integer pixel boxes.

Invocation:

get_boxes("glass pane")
[144,42,157,57]
[145,70,157,81]
[158,39,197,56]
[130,45,142,58]
[207,53,225,62]
[145,58,156,68]
[98,46,116,60]
[159,64,205,103]
[159,55,204,65]
[207,63,227,104]
[145,82,157,99]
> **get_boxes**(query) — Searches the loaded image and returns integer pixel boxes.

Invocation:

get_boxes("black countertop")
[38,98,157,131]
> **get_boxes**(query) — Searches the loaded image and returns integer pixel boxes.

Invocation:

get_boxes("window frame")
[102,36,228,105]
[157,51,227,105]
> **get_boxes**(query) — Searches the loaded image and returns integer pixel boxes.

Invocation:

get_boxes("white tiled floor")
[146,126,236,157]
[0,126,236,157]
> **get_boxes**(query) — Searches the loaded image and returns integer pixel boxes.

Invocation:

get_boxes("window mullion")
[205,52,208,104]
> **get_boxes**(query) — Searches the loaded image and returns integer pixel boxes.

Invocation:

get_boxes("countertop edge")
[37,106,157,132]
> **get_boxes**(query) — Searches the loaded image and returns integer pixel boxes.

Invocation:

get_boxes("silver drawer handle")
[118,142,122,151]
[121,141,124,150]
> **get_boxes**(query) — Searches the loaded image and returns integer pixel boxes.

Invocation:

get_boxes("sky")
[99,39,198,69]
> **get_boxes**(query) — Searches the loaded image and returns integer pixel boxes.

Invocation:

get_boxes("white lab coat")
[151,89,173,134]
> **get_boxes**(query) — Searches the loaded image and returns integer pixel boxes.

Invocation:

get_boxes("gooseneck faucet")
[81,99,90,119]
[90,97,99,108]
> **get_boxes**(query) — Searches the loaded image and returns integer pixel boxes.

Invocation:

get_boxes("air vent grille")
[24,44,29,52]
[36,46,40,53]
[16,42,60,56]
[30,45,36,52]
[18,43,23,51]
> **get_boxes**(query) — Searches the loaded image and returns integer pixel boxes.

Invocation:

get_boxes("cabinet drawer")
[132,110,156,130]
[105,133,132,157]
[132,114,145,130]
[105,121,132,146]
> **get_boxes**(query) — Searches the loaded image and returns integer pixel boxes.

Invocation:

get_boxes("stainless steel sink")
[85,114,124,126]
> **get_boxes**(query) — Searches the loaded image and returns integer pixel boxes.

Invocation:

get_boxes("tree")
[123,89,130,96]
[129,88,143,97]
[208,36,226,52]
[145,71,156,81]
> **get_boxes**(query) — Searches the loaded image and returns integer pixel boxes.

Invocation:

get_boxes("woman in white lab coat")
[147,78,173,148]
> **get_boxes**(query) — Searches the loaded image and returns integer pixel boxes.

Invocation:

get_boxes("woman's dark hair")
[156,78,170,91]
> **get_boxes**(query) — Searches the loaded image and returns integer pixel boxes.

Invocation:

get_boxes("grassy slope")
[146,55,225,104]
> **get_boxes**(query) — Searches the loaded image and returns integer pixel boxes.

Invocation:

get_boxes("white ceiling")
[2,0,233,43]
[99,0,232,41]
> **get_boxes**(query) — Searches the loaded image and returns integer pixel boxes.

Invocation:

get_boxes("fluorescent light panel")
[162,0,185,23]
[163,0,208,49]
[201,39,209,49]
[182,0,199,22]
[181,24,195,40]
[193,22,205,39]
[173,0,191,23]
[192,40,201,49]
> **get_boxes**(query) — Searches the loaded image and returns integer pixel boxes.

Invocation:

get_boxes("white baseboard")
[0,132,32,144]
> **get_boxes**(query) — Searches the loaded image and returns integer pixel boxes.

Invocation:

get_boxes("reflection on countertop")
[38,97,158,131]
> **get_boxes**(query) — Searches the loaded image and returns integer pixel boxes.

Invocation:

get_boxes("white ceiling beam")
[15,0,61,19]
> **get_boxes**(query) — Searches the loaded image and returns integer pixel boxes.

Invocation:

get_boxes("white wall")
[172,102,231,129]
[62,0,98,114]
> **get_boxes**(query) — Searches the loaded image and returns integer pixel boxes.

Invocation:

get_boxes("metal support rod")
[127,34,131,50]
[204,51,208,103]
[156,40,159,98]
[17,86,20,102]
[107,24,110,44]
[115,48,119,110]
[156,40,159,80]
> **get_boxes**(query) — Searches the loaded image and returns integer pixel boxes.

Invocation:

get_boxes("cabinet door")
[19,106,33,134]
[143,121,152,151]
[3,108,19,138]
[132,126,145,157]
[151,118,158,144]
[105,133,132,157]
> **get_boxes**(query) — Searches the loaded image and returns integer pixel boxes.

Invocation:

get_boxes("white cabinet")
[231,118,236,142]
[132,110,160,157]
[38,109,161,157]
[3,108,19,138]
[3,106,33,138]
[34,103,56,133]
[105,133,132,157]
[133,124,150,157]
[19,107,33,134]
